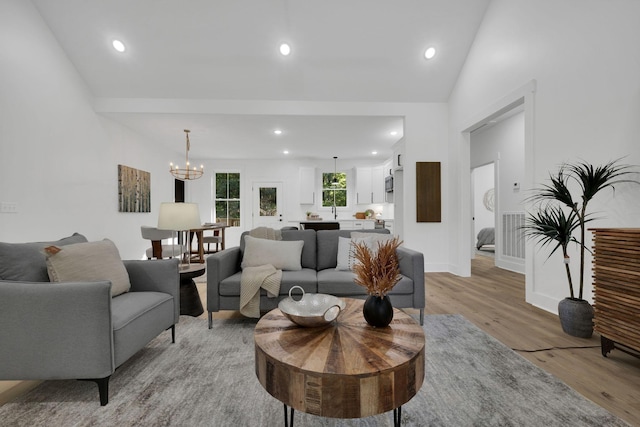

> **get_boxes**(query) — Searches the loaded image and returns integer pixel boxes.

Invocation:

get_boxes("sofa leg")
[80,376,110,406]
[420,309,424,326]
[171,325,175,343]
[208,311,213,329]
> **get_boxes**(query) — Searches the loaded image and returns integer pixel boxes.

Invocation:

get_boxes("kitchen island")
[298,219,379,230]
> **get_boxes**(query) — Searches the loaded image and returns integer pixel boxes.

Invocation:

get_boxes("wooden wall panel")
[416,162,441,223]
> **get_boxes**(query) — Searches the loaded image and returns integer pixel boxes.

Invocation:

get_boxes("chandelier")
[170,129,204,180]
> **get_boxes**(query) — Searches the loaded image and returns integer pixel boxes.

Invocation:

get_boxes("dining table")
[188,223,227,263]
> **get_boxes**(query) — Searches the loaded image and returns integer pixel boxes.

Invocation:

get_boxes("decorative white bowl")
[279,286,346,327]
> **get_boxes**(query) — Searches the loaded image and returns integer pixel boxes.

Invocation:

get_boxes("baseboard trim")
[0,380,41,406]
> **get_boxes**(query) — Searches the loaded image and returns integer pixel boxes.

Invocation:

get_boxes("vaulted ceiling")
[33,0,490,160]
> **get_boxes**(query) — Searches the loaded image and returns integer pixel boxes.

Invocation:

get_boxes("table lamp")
[157,202,201,269]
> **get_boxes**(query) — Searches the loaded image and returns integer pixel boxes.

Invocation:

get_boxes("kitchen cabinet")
[371,166,385,203]
[355,166,385,204]
[299,167,316,205]
[339,220,376,230]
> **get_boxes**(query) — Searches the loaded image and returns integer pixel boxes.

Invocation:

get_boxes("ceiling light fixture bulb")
[112,39,126,52]
[390,131,398,136]
[274,129,282,135]
[372,151,378,155]
[279,43,291,56]
[283,150,289,154]
[424,47,436,60]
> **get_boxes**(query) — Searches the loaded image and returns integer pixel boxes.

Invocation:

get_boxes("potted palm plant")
[524,159,636,338]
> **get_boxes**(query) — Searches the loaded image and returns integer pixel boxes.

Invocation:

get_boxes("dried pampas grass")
[352,237,402,297]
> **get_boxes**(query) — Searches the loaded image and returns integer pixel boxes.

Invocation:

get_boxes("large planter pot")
[363,295,394,327]
[558,297,594,338]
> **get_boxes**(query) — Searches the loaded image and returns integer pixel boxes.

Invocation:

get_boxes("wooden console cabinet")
[591,228,640,357]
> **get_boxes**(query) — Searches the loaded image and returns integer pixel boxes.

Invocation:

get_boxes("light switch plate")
[0,202,18,213]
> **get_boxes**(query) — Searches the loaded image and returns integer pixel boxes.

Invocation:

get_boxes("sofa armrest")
[206,247,242,312]
[397,246,425,309]
[124,259,180,323]
[0,280,115,380]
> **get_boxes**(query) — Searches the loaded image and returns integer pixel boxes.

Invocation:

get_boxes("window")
[322,171,347,207]
[215,172,240,227]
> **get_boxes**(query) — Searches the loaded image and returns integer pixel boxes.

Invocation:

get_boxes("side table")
[179,264,205,317]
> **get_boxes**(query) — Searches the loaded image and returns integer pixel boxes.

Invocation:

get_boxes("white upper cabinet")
[355,167,372,204]
[299,167,316,205]
[371,165,385,203]
[356,166,385,204]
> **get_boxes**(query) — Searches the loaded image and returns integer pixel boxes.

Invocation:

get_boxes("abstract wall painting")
[118,164,151,213]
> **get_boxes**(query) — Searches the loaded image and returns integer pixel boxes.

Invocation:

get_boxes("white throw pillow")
[351,232,396,246]
[335,236,371,271]
[241,235,304,271]
[44,239,131,297]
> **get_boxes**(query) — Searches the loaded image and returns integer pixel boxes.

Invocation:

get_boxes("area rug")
[0,315,628,427]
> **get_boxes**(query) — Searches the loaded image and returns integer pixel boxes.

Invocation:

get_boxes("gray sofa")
[0,233,180,406]
[206,229,425,327]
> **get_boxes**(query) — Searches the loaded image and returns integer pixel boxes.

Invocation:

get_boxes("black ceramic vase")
[363,295,394,327]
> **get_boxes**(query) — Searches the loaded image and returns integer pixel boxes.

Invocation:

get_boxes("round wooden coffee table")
[254,298,425,426]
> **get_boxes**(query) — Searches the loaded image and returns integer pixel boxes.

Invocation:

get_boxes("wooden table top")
[254,298,425,419]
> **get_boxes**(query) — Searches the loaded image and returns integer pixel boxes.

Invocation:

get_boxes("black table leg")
[394,406,402,426]
[284,404,294,427]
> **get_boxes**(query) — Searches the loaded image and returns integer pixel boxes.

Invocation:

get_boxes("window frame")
[214,171,241,227]
[320,168,349,211]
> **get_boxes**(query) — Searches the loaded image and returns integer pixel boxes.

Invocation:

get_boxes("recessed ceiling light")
[372,151,378,155]
[283,150,289,155]
[273,129,282,135]
[112,40,126,53]
[279,43,291,56]
[424,47,436,60]
[390,131,398,136]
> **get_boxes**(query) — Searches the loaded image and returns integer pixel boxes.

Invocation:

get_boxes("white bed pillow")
[241,235,304,271]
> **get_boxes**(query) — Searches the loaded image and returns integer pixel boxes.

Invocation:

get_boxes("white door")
[252,182,284,228]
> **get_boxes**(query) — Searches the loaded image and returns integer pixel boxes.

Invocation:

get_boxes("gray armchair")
[0,235,180,406]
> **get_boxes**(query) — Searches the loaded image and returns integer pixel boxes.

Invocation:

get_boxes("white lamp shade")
[157,202,201,231]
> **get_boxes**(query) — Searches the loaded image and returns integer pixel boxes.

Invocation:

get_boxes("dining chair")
[140,226,185,259]
[202,229,221,253]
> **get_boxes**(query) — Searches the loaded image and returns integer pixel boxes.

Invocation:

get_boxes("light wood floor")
[203,255,640,424]
[421,254,640,426]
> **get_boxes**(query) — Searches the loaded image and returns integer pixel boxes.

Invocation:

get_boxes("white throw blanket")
[240,264,282,318]
[249,227,282,240]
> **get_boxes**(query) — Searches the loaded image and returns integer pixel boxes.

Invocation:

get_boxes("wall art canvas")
[118,164,151,213]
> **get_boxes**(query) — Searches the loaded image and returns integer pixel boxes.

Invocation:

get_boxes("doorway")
[252,182,284,228]
[472,163,496,259]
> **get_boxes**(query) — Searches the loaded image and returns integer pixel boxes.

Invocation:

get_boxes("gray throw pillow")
[0,233,88,282]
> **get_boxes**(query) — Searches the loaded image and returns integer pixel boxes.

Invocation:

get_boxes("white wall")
[0,0,177,260]
[448,0,640,313]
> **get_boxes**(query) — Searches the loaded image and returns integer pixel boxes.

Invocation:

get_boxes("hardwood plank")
[423,255,640,426]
